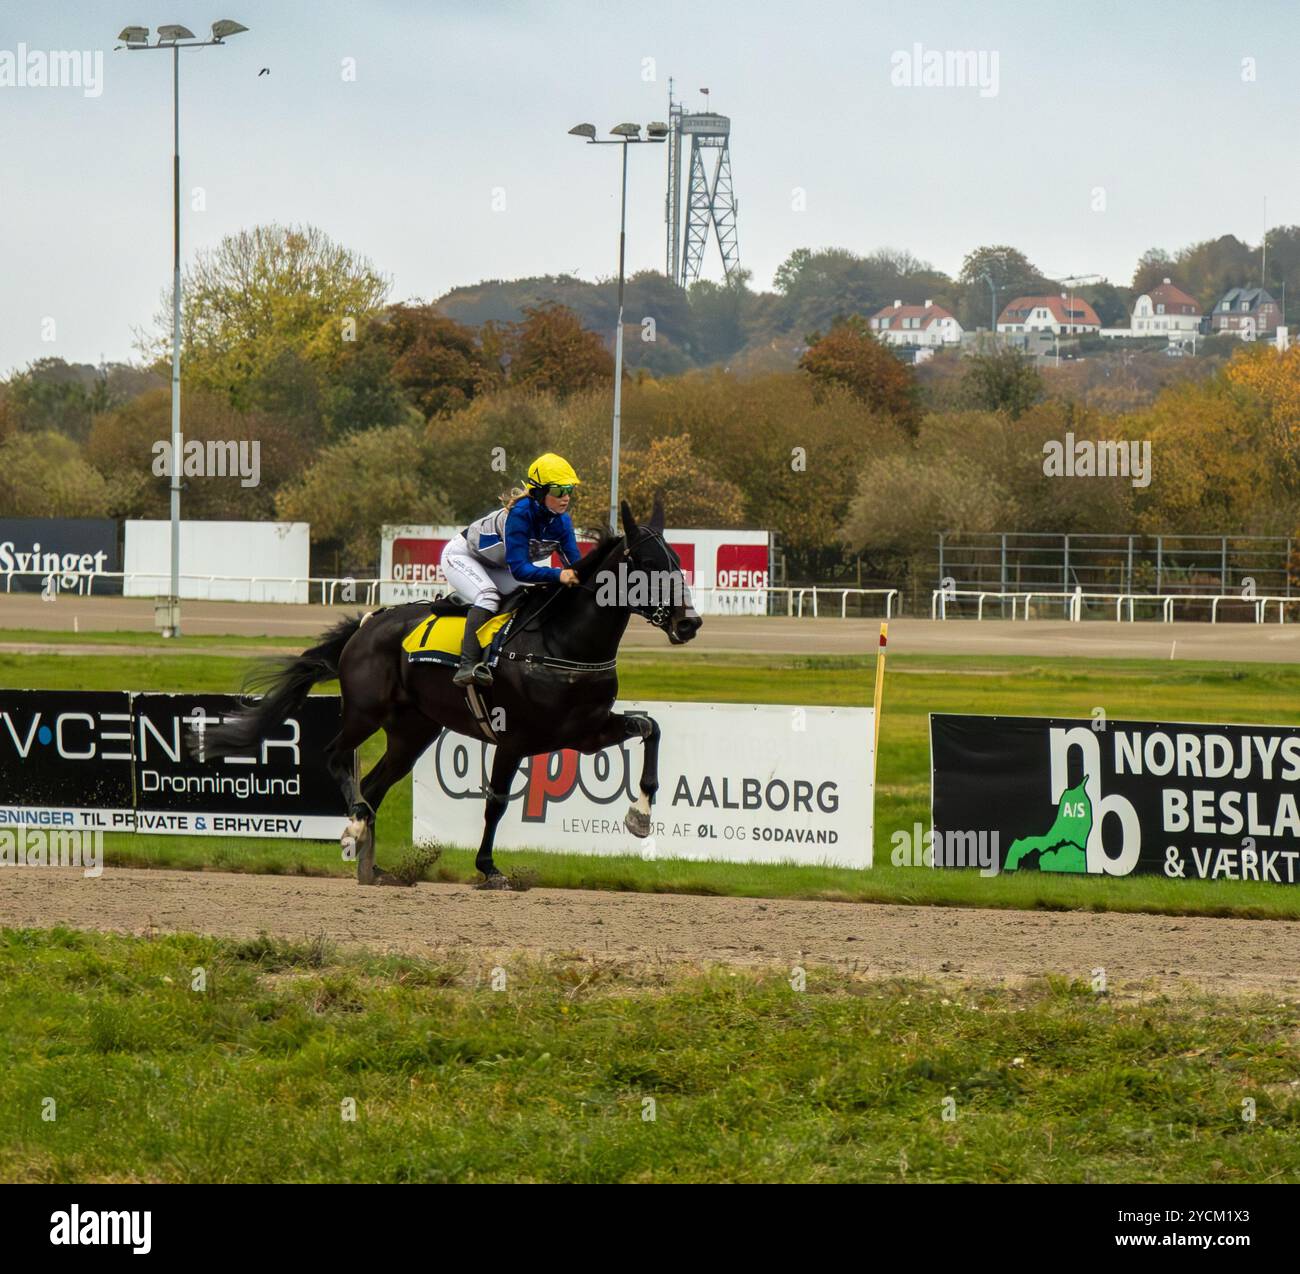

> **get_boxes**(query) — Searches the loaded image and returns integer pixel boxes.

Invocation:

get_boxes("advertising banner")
[930,713,1300,883]
[413,700,873,867]
[380,525,771,613]
[0,690,347,840]
[133,694,347,838]
[124,521,310,602]
[0,517,121,596]
[0,690,134,830]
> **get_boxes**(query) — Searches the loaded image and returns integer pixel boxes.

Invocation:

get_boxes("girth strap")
[504,651,618,674]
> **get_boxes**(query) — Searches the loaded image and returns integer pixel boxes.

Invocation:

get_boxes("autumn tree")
[86,387,316,520]
[485,302,613,397]
[276,422,454,571]
[798,316,919,428]
[958,245,1055,331]
[773,247,956,339]
[157,224,400,440]
[616,433,745,527]
[962,348,1043,418]
[373,303,490,418]
[0,431,112,516]
[1130,248,1176,300]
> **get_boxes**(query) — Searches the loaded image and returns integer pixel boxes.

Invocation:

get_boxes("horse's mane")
[574,524,625,584]
[505,524,623,630]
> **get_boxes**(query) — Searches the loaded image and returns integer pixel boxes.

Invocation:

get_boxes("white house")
[869,299,963,347]
[1131,278,1200,337]
[997,295,1101,335]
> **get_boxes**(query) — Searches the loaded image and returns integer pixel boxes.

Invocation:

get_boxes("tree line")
[3,223,1299,592]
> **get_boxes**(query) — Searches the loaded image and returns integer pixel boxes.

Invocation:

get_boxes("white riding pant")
[440,534,522,611]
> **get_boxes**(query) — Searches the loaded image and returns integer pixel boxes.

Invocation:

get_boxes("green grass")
[5,649,1300,918]
[1,929,1296,1183]
[0,627,303,650]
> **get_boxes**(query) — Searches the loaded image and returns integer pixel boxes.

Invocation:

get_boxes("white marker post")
[872,622,888,786]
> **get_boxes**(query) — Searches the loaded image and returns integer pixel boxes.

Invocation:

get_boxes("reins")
[492,528,681,674]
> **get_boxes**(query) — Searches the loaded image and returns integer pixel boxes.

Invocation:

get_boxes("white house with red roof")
[869,299,963,347]
[1131,278,1200,337]
[996,295,1101,335]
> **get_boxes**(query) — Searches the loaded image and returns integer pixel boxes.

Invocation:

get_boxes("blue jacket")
[464,498,580,584]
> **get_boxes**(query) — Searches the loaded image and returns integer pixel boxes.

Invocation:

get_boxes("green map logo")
[1004,777,1092,873]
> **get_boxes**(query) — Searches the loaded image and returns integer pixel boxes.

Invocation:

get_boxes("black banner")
[0,516,122,595]
[133,693,345,837]
[0,690,134,831]
[931,713,1300,883]
[0,690,346,839]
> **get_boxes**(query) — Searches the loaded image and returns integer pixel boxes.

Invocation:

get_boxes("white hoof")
[340,817,367,860]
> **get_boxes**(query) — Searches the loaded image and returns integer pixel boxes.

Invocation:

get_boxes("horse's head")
[616,496,702,645]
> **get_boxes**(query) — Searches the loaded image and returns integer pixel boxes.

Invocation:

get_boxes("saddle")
[401,606,514,667]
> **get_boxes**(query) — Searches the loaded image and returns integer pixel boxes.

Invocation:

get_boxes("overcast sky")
[3,0,1298,376]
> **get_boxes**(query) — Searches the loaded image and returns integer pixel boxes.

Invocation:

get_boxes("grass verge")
[2,929,1297,1183]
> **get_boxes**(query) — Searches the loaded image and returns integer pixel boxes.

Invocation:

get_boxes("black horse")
[197,498,701,886]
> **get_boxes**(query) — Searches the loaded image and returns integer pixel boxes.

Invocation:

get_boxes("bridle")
[619,525,694,632]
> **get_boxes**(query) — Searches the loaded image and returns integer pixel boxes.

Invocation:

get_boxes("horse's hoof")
[476,873,514,891]
[624,805,652,838]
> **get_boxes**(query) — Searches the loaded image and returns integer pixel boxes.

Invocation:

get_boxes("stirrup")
[452,657,477,686]
[471,661,494,686]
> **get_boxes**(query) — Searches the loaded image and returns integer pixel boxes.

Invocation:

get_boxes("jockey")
[441,452,583,687]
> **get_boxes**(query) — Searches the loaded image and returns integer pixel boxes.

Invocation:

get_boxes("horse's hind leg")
[476,747,522,886]
[355,711,442,886]
[325,702,387,884]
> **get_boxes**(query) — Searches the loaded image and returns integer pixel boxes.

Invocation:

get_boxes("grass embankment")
[2,929,1296,1184]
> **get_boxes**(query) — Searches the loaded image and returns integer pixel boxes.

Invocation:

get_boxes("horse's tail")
[192,613,366,760]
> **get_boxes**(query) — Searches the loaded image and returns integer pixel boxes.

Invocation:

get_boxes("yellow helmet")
[526,453,581,490]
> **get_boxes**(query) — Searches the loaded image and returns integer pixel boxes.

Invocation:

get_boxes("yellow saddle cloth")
[401,610,512,664]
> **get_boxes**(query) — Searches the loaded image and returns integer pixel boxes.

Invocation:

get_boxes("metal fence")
[0,569,899,620]
[933,532,1293,612]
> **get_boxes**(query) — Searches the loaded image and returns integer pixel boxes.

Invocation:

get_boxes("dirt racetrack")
[2,867,1296,996]
[6,593,1300,661]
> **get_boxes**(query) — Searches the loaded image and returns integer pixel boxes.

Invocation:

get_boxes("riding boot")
[453,605,496,687]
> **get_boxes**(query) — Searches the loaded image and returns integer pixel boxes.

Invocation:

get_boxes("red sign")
[392,537,449,584]
[550,539,694,583]
[670,542,695,585]
[716,543,768,589]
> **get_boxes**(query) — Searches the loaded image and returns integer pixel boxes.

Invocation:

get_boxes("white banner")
[413,701,873,867]
[124,521,311,603]
[380,525,771,613]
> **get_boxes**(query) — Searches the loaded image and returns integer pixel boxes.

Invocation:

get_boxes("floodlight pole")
[611,139,629,535]
[168,41,181,636]
[119,23,246,635]
[570,125,665,533]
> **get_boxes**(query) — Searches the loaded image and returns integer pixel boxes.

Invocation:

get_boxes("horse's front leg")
[580,711,660,838]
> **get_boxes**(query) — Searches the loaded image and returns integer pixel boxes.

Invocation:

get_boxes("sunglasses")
[546,484,575,497]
